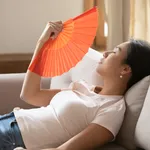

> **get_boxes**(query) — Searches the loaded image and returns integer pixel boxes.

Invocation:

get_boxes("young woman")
[1,21,150,150]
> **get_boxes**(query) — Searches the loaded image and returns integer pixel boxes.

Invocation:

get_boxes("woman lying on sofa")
[1,21,150,150]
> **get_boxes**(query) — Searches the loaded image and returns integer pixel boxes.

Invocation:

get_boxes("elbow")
[20,93,27,101]
[20,88,27,101]
[20,92,38,106]
[20,88,35,102]
[20,93,34,106]
[20,91,31,102]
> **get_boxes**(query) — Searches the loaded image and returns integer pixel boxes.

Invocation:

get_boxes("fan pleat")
[70,40,89,56]
[57,41,62,76]
[71,36,94,50]
[72,33,94,45]
[56,48,64,76]
[65,43,80,67]
[67,40,86,62]
[43,43,50,75]
[74,27,97,36]
[61,46,71,72]
[45,48,50,76]
[57,49,63,75]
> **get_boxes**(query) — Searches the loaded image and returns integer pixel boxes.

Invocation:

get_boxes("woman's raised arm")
[20,21,63,107]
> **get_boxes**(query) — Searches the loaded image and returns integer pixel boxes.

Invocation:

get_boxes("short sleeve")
[91,99,126,137]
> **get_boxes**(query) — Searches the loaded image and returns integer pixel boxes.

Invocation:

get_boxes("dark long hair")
[125,39,150,89]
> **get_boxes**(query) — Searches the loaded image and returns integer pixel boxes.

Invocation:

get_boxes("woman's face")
[96,42,131,78]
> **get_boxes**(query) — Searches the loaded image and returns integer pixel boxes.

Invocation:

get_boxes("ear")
[121,64,132,75]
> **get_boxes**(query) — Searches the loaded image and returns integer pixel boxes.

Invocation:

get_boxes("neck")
[99,77,127,96]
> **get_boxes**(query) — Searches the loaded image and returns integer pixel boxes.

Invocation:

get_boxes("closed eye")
[107,51,116,57]
[110,51,116,55]
[114,47,121,53]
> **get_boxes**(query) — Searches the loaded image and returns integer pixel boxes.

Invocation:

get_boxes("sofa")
[0,48,149,150]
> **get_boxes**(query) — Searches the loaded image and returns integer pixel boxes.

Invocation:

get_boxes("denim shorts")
[0,112,26,150]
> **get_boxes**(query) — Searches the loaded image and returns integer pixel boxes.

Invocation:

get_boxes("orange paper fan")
[29,7,98,77]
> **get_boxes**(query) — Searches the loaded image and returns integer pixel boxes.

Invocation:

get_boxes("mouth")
[99,58,104,64]
[99,61,102,64]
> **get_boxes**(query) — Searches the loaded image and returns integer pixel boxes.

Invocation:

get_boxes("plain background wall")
[0,0,83,54]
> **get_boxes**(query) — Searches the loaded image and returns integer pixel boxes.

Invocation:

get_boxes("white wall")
[0,0,83,54]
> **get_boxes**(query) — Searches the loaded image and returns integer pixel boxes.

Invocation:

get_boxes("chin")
[96,66,102,75]
[96,64,106,76]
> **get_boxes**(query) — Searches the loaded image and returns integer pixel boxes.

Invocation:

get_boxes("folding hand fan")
[29,7,98,77]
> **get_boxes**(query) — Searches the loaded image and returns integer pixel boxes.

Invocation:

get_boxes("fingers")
[53,20,63,24]
[50,26,60,40]
[103,51,111,58]
[48,21,63,39]
[51,22,62,32]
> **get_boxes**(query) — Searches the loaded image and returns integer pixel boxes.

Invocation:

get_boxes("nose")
[103,50,113,58]
[103,52,107,58]
[103,51,110,58]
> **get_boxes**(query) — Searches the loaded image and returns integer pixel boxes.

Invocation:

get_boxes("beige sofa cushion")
[134,84,150,150]
[116,76,150,150]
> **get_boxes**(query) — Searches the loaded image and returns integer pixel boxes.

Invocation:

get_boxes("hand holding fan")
[29,7,98,77]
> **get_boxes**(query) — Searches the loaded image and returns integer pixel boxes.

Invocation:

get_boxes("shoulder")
[92,97,126,137]
[113,97,126,111]
[105,97,126,113]
[97,97,126,114]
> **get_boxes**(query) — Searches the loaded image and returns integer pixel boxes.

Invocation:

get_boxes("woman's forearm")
[20,41,45,102]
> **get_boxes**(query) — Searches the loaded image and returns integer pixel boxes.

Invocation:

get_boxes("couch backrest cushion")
[50,48,103,89]
[116,76,150,150]
[134,84,150,150]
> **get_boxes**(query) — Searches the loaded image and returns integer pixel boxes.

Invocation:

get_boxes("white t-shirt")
[14,80,126,149]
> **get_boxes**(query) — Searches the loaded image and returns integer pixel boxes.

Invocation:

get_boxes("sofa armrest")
[0,73,51,115]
